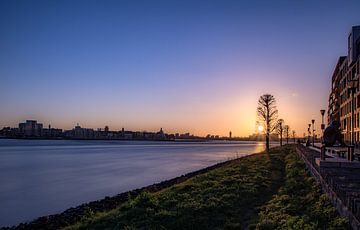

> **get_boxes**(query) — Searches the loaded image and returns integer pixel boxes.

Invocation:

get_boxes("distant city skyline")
[0,118,251,138]
[2,119,278,140]
[1,0,360,136]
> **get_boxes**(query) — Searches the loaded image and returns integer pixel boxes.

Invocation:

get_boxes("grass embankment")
[65,146,347,230]
[255,147,348,230]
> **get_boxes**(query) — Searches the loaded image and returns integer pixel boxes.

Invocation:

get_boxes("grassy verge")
[255,147,348,230]
[64,146,348,230]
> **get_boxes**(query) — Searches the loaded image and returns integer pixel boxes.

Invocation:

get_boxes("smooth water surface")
[0,139,273,226]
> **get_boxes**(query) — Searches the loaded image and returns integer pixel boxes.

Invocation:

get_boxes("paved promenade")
[297,145,360,230]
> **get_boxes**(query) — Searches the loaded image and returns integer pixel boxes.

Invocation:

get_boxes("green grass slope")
[65,146,348,230]
[255,148,348,230]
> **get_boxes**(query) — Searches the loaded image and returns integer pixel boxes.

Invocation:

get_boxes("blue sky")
[1,0,360,136]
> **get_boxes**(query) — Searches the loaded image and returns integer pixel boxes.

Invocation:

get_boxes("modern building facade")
[328,26,360,143]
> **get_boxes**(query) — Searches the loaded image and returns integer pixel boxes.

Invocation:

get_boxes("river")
[0,139,274,226]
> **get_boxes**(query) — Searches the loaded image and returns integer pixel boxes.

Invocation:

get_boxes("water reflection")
[0,139,277,226]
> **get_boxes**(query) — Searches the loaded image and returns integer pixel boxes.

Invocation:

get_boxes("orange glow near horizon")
[2,84,327,138]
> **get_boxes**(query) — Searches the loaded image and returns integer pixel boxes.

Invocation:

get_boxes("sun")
[258,125,264,132]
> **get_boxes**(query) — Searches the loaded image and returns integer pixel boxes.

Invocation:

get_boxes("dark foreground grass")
[65,146,348,230]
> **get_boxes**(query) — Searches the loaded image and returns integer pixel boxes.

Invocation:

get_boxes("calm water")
[0,139,273,226]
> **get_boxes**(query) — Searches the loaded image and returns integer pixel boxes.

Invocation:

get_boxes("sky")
[1,0,360,137]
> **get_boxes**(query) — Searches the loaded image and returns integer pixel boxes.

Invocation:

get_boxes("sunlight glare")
[258,125,264,132]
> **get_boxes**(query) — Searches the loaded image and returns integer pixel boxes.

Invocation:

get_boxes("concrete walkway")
[297,145,360,230]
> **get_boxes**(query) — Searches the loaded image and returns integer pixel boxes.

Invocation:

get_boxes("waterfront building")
[42,124,63,138]
[328,26,360,143]
[0,127,19,137]
[328,56,346,123]
[123,131,133,139]
[18,120,43,137]
[64,124,95,139]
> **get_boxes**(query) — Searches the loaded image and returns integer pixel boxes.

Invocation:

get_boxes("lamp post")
[348,79,358,146]
[279,120,283,146]
[307,123,311,146]
[312,119,315,147]
[320,109,326,143]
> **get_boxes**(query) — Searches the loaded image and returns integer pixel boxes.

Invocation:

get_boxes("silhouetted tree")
[257,94,278,152]
[276,119,284,146]
[292,130,296,143]
[284,125,290,144]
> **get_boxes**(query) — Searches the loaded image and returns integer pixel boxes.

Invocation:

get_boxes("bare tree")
[292,130,296,143]
[276,119,284,146]
[284,125,290,144]
[257,94,278,152]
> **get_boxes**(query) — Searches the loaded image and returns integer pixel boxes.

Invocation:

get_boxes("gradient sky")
[1,0,360,137]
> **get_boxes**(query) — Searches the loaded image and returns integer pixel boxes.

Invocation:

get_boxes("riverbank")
[3,145,348,230]
[2,153,252,230]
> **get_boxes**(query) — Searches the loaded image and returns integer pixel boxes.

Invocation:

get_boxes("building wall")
[329,26,360,144]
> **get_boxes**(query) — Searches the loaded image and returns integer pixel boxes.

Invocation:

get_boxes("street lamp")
[320,109,326,143]
[348,79,358,146]
[307,123,311,146]
[279,119,283,146]
[312,119,315,146]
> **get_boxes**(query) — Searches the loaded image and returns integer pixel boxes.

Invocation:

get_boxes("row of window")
[341,111,360,130]
[343,131,360,143]
[336,59,360,95]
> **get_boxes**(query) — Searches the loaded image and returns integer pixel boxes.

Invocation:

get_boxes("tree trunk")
[266,104,270,152]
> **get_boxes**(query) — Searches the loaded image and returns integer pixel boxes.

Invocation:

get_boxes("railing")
[296,145,360,230]
[321,145,355,161]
